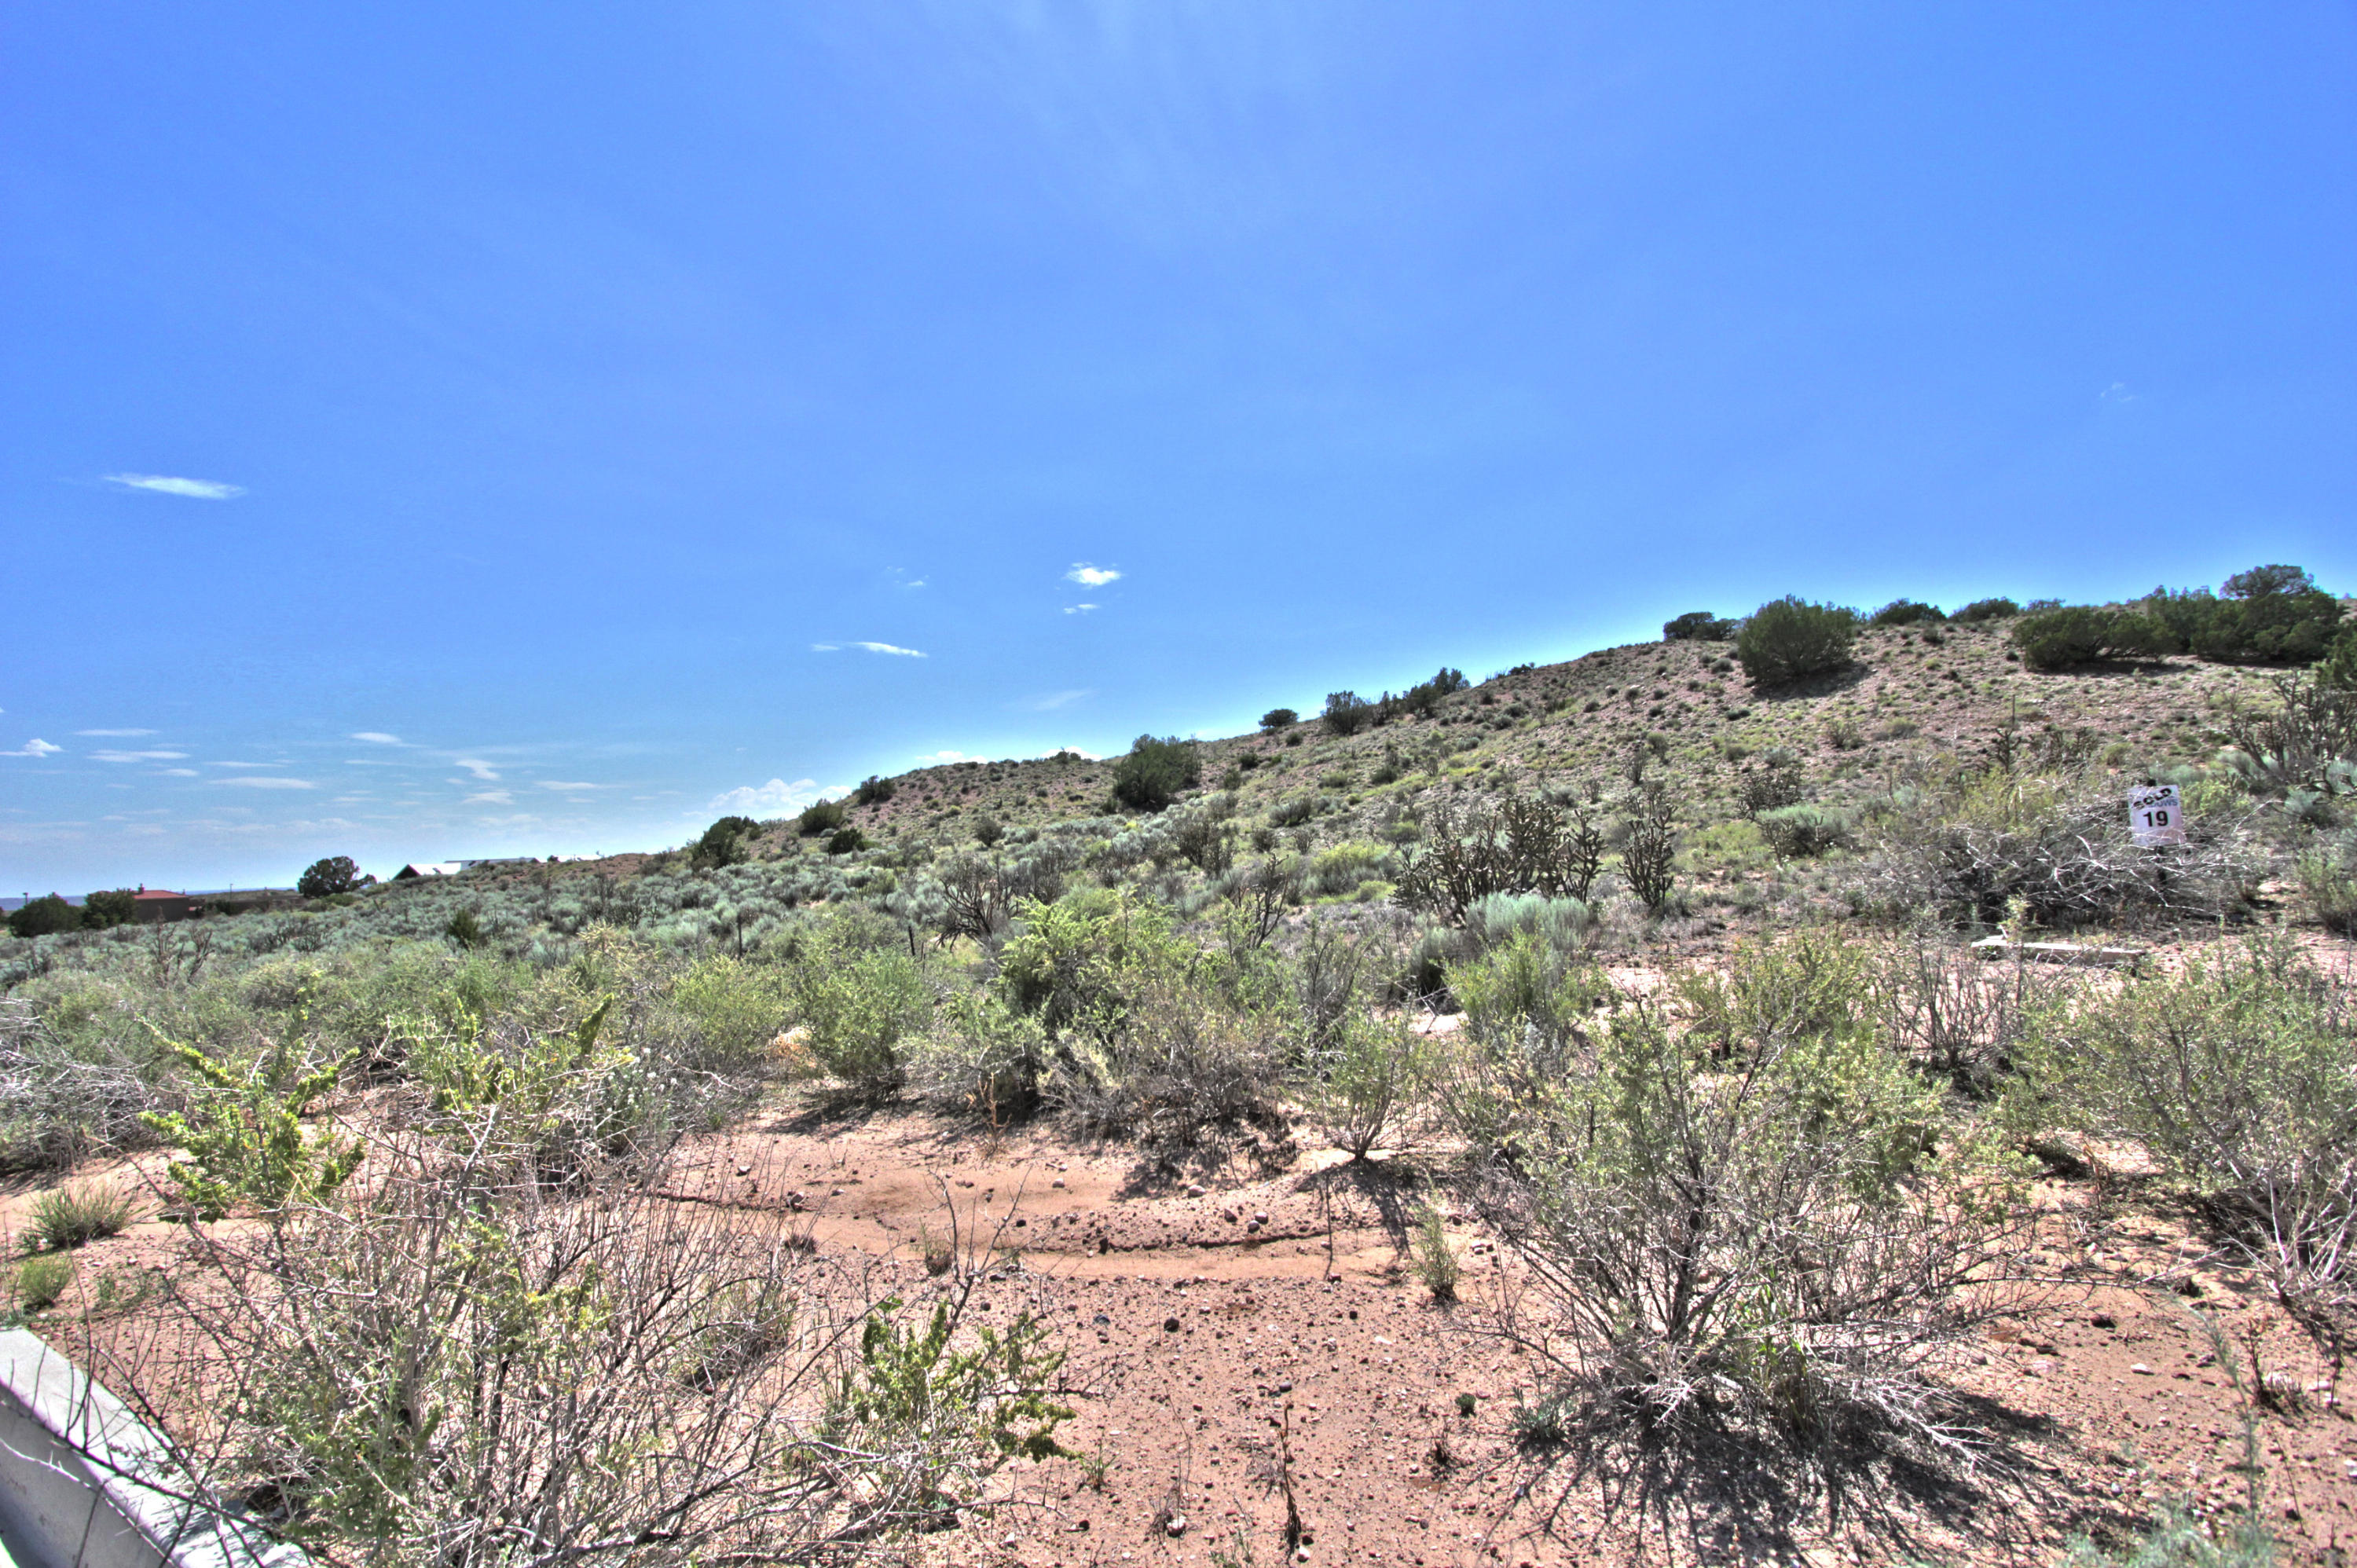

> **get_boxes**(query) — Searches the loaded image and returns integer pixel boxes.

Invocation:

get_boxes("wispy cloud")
[207,760,281,768]
[350,731,405,746]
[538,780,600,791]
[217,776,315,789]
[104,473,244,500]
[75,728,156,738]
[1023,690,1093,711]
[813,641,929,658]
[2,739,63,758]
[1065,563,1121,588]
[93,749,189,763]
[913,750,970,765]
[454,758,500,781]
[709,777,823,815]
[159,768,199,777]
[1062,603,1099,614]
[464,790,515,806]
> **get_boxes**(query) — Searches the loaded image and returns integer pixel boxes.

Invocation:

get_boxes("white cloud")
[207,760,280,768]
[455,758,500,781]
[1065,563,1121,588]
[159,768,199,777]
[538,780,600,791]
[93,749,189,763]
[217,776,315,789]
[75,728,156,737]
[913,750,970,765]
[1024,690,1093,711]
[464,790,515,806]
[813,640,928,658]
[708,777,825,815]
[809,643,841,652]
[1062,603,1100,614]
[104,473,245,500]
[350,732,404,746]
[2,739,63,758]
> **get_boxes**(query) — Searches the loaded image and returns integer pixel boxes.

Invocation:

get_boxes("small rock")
[1255,1211,1270,1224]
[1187,1184,1207,1197]
[1164,1317,1182,1332]
[2091,1313,2117,1329]
[735,1163,752,1177]
[1052,1178,1066,1189]
[1165,1515,1188,1537]
[830,1188,844,1198]
[2130,1363,2153,1376]
[1296,1550,1311,1563]
[1093,1312,1112,1326]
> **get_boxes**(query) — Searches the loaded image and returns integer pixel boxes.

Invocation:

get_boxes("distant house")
[394,862,465,881]
[131,888,196,924]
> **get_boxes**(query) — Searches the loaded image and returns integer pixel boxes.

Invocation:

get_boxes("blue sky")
[5,3,2353,892]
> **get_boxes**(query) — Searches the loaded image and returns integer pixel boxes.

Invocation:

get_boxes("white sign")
[2128,783,2186,847]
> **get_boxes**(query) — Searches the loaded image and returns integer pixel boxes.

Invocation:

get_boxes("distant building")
[131,888,196,924]
[394,862,465,881]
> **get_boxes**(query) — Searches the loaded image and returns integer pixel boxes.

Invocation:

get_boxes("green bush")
[299,856,365,898]
[24,1183,134,1251]
[81,888,138,929]
[691,816,762,869]
[6,896,79,940]
[1111,735,1201,812]
[1755,803,1853,858]
[783,918,933,1100]
[796,799,847,837]
[2012,605,2173,671]
[1307,841,1391,897]
[2297,834,2357,935]
[1259,708,1299,731]
[16,1254,71,1312]
[1307,1013,1431,1161]
[1662,611,1734,641]
[1734,597,1857,686]
[2194,564,2345,665]
[2018,940,2355,1342]
[1868,599,1945,626]
[825,827,867,855]
[1492,1002,2029,1453]
[1952,597,2019,622]
[1321,692,1375,735]
[852,775,897,806]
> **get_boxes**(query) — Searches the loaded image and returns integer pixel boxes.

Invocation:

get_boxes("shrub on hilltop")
[1663,610,1736,641]
[299,855,366,898]
[1735,597,1857,686]
[1111,735,1200,812]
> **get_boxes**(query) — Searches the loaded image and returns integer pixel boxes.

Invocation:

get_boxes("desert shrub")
[24,1183,134,1251]
[444,908,488,950]
[782,918,933,1100]
[2011,605,2172,671]
[1170,812,1237,876]
[1480,1005,2031,1455]
[1618,787,1679,912]
[1465,892,1593,961]
[662,954,794,1073]
[853,774,897,805]
[1676,929,1870,1061]
[797,798,848,837]
[905,991,1050,1116]
[1952,597,2019,623]
[1112,735,1201,812]
[1662,611,1735,641]
[1395,796,1604,924]
[691,815,762,869]
[972,814,1005,847]
[1868,936,2061,1095]
[826,827,867,855]
[2018,940,2355,1350]
[1307,1012,1431,1161]
[1756,803,1852,858]
[1442,933,1611,1155]
[1322,692,1376,735]
[2177,564,2346,665]
[2066,1504,2275,1568]
[7,895,80,939]
[1736,748,1806,817]
[1268,795,1316,829]
[147,1155,1069,1563]
[0,999,171,1171]
[1307,841,1391,898]
[1259,708,1299,731]
[2297,833,2357,935]
[82,888,138,929]
[1735,597,1856,686]
[2220,672,2357,799]
[2321,622,2357,691]
[1869,599,1945,626]
[138,1024,360,1222]
[1411,1202,1460,1302]
[1857,766,2259,929]
[298,856,365,898]
[16,1254,71,1312]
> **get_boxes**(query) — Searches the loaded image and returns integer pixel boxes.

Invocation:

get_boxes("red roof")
[133,889,187,900]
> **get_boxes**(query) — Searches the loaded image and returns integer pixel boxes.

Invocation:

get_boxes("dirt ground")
[16,1053,2357,1568]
